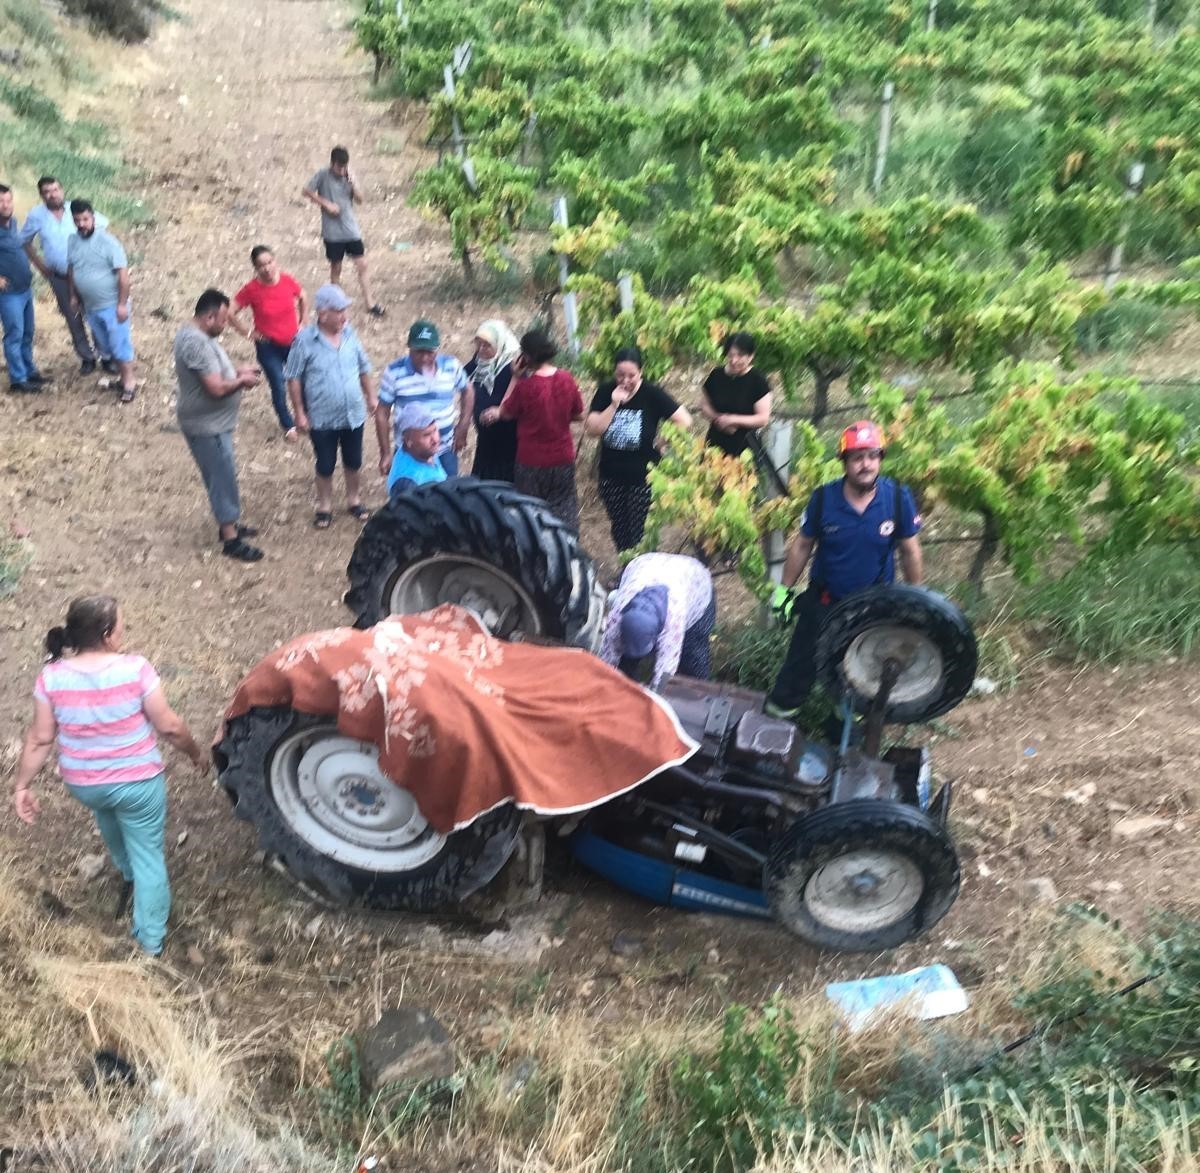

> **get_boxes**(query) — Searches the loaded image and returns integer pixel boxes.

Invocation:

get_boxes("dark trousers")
[254,338,295,431]
[599,479,652,552]
[514,462,579,531]
[48,270,103,363]
[679,593,717,680]
[768,585,832,709]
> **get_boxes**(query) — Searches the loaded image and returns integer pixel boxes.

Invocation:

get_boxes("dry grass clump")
[0,861,330,1172]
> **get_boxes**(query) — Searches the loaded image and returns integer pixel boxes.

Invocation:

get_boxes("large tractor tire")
[764,799,960,952]
[816,585,977,725]
[216,707,522,911]
[345,479,604,650]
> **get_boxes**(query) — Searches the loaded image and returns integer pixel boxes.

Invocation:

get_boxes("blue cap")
[620,586,668,658]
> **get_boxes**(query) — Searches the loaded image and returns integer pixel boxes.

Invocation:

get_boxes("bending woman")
[11,596,206,956]
[585,346,691,551]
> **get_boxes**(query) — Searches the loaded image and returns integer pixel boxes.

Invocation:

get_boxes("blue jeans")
[255,338,295,430]
[0,287,37,384]
[67,774,170,955]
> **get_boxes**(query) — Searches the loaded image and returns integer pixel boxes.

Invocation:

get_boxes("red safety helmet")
[837,420,886,457]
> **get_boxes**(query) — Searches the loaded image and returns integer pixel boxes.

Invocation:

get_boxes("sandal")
[222,537,264,563]
[347,503,370,521]
[313,511,333,530]
[119,385,136,404]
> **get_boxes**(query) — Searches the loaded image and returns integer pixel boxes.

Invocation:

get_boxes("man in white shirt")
[20,176,111,375]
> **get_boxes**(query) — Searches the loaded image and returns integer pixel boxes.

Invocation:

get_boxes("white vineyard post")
[1147,0,1159,33]
[617,272,635,313]
[763,420,794,588]
[553,197,580,359]
[443,65,465,160]
[1104,161,1146,292]
[926,0,938,31]
[872,80,895,195]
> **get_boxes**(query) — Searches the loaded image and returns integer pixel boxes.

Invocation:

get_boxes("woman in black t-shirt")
[466,319,520,482]
[700,330,772,457]
[585,347,692,551]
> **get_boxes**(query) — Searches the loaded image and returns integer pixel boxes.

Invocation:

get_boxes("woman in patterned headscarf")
[466,319,521,482]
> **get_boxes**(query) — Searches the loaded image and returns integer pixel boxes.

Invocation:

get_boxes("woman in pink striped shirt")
[11,596,206,956]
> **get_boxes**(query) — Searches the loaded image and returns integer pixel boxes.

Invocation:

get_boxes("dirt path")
[2,0,1200,1120]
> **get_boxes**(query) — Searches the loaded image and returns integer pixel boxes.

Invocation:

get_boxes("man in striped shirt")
[375,319,472,477]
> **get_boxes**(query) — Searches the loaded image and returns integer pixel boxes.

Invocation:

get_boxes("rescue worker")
[600,553,716,689]
[765,420,923,718]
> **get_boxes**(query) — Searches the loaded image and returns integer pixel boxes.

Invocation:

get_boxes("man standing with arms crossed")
[67,200,137,403]
[21,177,112,375]
[765,421,924,719]
[302,146,384,319]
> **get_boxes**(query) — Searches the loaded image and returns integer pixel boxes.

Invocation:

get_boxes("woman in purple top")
[11,596,206,955]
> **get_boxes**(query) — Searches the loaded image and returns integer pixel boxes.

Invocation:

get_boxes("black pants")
[768,585,832,709]
[599,479,652,552]
[678,593,718,679]
[514,462,579,532]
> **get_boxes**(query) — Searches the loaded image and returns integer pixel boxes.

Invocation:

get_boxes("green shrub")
[2,0,61,47]
[0,538,30,598]
[1076,298,1178,355]
[710,620,791,693]
[1020,546,1200,661]
[60,0,152,42]
[671,1002,838,1172]
[950,108,1041,212]
[0,76,61,124]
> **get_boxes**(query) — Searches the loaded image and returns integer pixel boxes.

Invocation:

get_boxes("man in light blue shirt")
[376,319,472,477]
[20,176,110,374]
[67,199,137,402]
[387,403,449,497]
[284,283,379,530]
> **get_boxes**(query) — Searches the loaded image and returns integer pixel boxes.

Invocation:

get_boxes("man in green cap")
[376,318,472,477]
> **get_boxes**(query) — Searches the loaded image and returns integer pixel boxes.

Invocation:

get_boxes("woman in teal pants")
[11,596,207,955]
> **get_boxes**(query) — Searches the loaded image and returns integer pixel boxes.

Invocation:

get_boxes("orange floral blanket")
[223,604,697,833]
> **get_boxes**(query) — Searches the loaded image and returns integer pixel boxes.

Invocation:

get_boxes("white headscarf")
[473,319,521,396]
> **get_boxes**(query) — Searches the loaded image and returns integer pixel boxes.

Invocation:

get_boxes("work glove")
[770,583,799,626]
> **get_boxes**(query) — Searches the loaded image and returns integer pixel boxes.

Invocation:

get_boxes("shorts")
[311,425,364,477]
[85,305,135,363]
[324,238,365,262]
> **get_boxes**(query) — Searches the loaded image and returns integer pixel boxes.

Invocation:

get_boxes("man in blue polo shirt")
[765,420,923,717]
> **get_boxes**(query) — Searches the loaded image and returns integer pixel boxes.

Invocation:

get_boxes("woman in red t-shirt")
[231,244,308,440]
[498,330,585,530]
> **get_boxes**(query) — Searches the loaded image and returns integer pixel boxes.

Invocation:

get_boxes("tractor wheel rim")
[804,848,925,933]
[269,725,446,871]
[843,625,944,705]
[386,554,543,638]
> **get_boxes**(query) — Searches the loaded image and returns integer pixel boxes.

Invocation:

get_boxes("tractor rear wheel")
[216,707,521,911]
[345,479,604,650]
